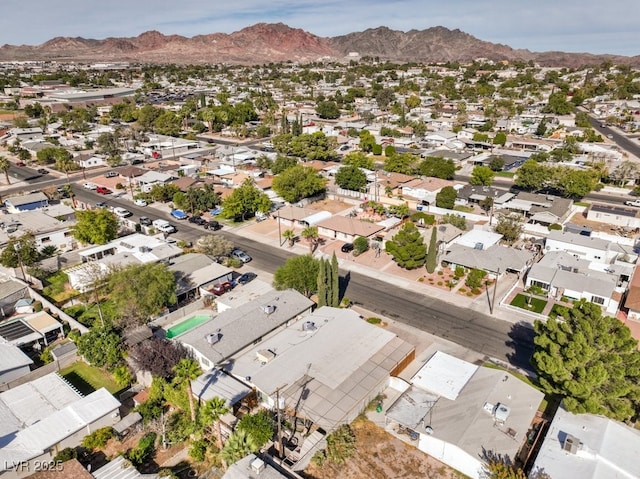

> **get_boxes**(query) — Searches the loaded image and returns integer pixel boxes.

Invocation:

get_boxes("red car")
[16,161,25,167]
[210,282,233,296]
[96,186,113,195]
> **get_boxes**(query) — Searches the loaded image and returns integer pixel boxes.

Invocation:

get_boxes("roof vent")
[261,304,276,315]
[494,403,511,423]
[302,321,316,332]
[250,457,265,474]
[563,433,580,454]
[474,242,484,250]
[256,349,276,364]
[206,330,221,345]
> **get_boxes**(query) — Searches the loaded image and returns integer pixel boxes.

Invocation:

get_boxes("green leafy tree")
[316,100,340,119]
[273,255,320,297]
[173,358,202,422]
[0,233,40,268]
[533,300,640,420]
[359,130,376,153]
[543,91,574,115]
[73,209,118,245]
[492,132,507,146]
[82,427,115,450]
[237,410,275,450]
[353,236,369,255]
[0,156,10,185]
[194,235,233,259]
[271,155,298,175]
[555,168,599,198]
[426,227,438,274]
[385,222,427,270]
[76,327,124,370]
[419,156,456,180]
[495,213,524,244]
[470,165,496,186]
[375,88,396,110]
[435,186,457,209]
[220,179,272,221]
[514,160,552,191]
[405,95,421,110]
[535,117,548,137]
[489,157,505,172]
[108,262,177,325]
[383,153,418,175]
[272,165,326,203]
[465,268,486,289]
[335,165,367,192]
[482,450,529,479]
[289,132,337,161]
[54,149,77,182]
[342,151,374,170]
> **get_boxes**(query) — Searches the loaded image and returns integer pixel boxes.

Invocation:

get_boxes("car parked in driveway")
[83,182,97,190]
[341,242,355,253]
[237,272,257,285]
[105,171,119,178]
[113,207,132,218]
[139,216,152,226]
[210,281,233,296]
[96,186,112,194]
[134,198,147,207]
[230,249,252,263]
[204,220,222,231]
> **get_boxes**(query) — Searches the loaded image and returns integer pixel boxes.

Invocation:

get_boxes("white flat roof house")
[530,406,640,479]
[386,351,544,479]
[0,374,120,478]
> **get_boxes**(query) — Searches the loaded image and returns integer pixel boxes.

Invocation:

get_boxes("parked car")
[134,198,147,207]
[625,199,640,207]
[230,249,252,263]
[96,186,112,194]
[204,220,222,231]
[170,209,188,220]
[16,161,26,167]
[37,168,49,174]
[83,182,97,190]
[95,202,106,209]
[341,243,355,253]
[237,272,257,285]
[211,281,233,296]
[113,207,132,218]
[152,219,175,233]
[105,171,119,178]
[255,211,268,222]
[210,207,224,216]
[188,215,208,226]
[139,216,152,226]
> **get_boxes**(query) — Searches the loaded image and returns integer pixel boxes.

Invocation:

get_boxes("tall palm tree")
[200,396,230,449]
[54,151,76,184]
[221,429,258,467]
[173,358,202,422]
[301,226,319,253]
[0,156,10,185]
[282,229,296,248]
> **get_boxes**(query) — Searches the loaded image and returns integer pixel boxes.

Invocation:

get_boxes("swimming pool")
[166,314,212,338]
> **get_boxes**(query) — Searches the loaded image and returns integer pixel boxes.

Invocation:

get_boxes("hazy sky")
[1,0,638,56]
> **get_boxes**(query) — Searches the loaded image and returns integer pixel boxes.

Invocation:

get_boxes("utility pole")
[274,383,288,460]
[491,268,500,314]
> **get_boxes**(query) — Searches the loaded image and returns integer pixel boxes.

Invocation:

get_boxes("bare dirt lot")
[304,418,465,479]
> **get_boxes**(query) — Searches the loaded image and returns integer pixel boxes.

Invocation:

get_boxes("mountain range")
[0,23,637,67]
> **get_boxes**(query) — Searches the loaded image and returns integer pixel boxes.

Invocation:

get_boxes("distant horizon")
[1,1,638,57]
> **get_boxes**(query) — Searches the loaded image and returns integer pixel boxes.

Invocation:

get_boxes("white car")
[134,199,147,207]
[83,182,97,190]
[113,207,132,218]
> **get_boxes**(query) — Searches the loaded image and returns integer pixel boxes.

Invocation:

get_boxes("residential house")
[0,341,33,386]
[168,253,233,303]
[529,406,640,479]
[587,203,640,230]
[3,192,48,213]
[230,307,414,432]
[424,131,458,146]
[175,289,314,371]
[544,230,620,263]
[525,251,626,315]
[0,277,29,319]
[0,374,121,479]
[401,177,454,205]
[136,170,176,192]
[623,266,640,321]
[73,153,106,169]
[316,215,386,243]
[67,233,182,292]
[0,311,65,348]
[497,192,573,226]
[0,204,77,252]
[386,351,543,479]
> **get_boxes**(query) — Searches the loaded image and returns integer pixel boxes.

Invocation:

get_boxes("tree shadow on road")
[505,321,536,372]
[339,271,351,303]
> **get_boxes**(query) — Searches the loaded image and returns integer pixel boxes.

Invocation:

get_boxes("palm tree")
[200,397,230,450]
[301,226,319,253]
[173,358,202,422]
[221,429,258,467]
[54,151,76,184]
[282,229,296,248]
[0,156,10,185]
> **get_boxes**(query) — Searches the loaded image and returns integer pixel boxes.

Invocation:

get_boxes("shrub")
[465,268,486,289]
[325,424,356,464]
[33,301,43,312]
[189,439,208,462]
[311,450,327,467]
[409,212,436,225]
[548,223,562,231]
[372,144,382,155]
[454,266,465,279]
[40,345,54,364]
[127,432,157,467]
[136,399,164,423]
[366,317,382,324]
[437,271,443,276]
[437,281,443,286]
[82,427,115,450]
[353,236,369,255]
[53,447,77,463]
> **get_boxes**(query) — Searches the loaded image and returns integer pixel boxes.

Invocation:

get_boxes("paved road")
[587,115,640,159]
[72,186,536,370]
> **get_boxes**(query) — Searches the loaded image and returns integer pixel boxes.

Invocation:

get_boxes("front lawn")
[42,271,79,304]
[510,293,547,314]
[495,171,515,178]
[59,361,121,396]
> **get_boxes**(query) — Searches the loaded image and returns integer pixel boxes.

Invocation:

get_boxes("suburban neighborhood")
[0,52,640,479]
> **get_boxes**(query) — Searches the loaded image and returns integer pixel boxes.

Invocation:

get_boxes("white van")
[152,219,176,233]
